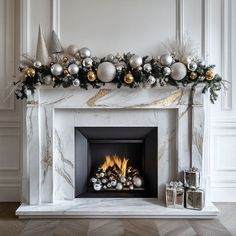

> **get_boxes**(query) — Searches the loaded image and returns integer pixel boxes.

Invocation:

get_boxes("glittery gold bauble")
[25,68,36,77]
[137,66,142,71]
[87,71,96,81]
[124,73,134,84]
[63,57,68,63]
[205,69,214,80]
[190,71,197,80]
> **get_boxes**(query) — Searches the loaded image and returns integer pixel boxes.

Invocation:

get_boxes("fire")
[101,155,129,176]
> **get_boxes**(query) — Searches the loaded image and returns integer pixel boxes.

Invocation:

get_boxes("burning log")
[90,154,144,192]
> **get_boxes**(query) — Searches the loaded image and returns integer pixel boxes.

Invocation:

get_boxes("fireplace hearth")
[75,127,157,198]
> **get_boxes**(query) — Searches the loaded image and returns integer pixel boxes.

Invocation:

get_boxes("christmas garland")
[14,28,224,103]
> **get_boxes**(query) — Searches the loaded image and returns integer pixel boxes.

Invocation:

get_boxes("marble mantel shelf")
[16,198,219,219]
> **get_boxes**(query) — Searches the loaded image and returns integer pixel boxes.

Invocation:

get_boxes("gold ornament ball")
[124,73,134,84]
[137,66,143,71]
[190,71,198,80]
[63,57,69,63]
[25,68,36,78]
[206,69,215,80]
[87,71,96,82]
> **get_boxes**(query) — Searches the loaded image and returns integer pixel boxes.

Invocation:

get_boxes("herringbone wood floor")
[0,203,235,236]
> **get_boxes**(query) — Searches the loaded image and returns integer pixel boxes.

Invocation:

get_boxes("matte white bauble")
[67,45,79,56]
[170,62,187,81]
[50,63,63,76]
[97,62,116,82]
[68,64,79,74]
[129,55,143,68]
[160,54,173,66]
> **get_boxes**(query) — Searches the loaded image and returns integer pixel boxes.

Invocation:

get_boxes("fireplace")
[75,127,158,198]
[16,86,219,218]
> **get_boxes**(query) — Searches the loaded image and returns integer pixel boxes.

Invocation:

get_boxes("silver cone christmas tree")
[36,25,49,65]
[51,30,64,54]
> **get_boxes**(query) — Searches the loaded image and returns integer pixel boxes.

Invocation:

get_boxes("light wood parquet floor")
[0,203,235,236]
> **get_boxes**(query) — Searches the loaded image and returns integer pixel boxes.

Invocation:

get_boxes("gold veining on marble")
[154,89,183,106]
[126,89,183,108]
[86,89,112,106]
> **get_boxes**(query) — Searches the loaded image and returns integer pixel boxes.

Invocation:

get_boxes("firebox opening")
[75,127,158,198]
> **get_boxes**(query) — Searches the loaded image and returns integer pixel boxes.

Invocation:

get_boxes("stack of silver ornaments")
[90,166,143,192]
[184,167,205,210]
[166,181,185,209]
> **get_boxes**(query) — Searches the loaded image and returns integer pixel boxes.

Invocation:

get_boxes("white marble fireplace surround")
[16,85,219,218]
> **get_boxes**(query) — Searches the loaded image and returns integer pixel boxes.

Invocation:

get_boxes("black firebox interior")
[75,127,158,198]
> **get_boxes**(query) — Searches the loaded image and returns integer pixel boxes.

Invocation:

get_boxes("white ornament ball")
[133,176,143,187]
[33,61,42,68]
[82,58,93,68]
[187,61,198,71]
[72,79,80,86]
[79,47,91,58]
[163,67,171,76]
[116,182,123,191]
[50,63,63,76]
[44,75,52,85]
[143,63,152,73]
[129,55,143,68]
[67,45,79,56]
[147,75,156,85]
[93,183,102,191]
[97,62,116,82]
[68,64,79,75]
[160,54,173,66]
[170,62,187,81]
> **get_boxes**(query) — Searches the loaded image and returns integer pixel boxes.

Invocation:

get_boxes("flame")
[101,155,129,176]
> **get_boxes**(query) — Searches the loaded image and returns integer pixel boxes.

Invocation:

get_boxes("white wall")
[0,0,235,202]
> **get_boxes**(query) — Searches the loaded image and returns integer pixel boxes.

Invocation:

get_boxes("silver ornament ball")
[72,79,80,86]
[116,182,123,191]
[106,54,114,62]
[97,62,116,82]
[129,184,134,190]
[82,58,93,68]
[116,65,123,72]
[143,63,152,73]
[160,54,173,66]
[33,61,42,68]
[90,177,96,183]
[147,75,156,85]
[170,62,187,81]
[120,176,126,183]
[79,47,91,58]
[50,63,63,76]
[180,56,192,65]
[133,176,143,187]
[163,67,171,76]
[129,55,143,68]
[67,45,79,56]
[111,180,117,187]
[93,183,102,191]
[68,64,79,75]
[187,61,198,71]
